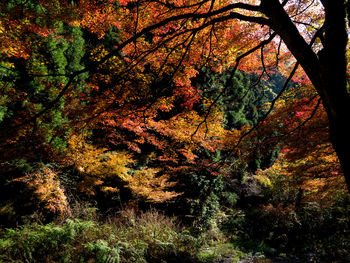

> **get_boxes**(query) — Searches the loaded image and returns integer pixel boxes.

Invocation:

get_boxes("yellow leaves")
[254,172,272,187]
[153,105,226,149]
[89,46,110,62]
[0,21,4,34]
[101,186,120,193]
[66,134,180,202]
[123,168,180,202]
[67,134,133,195]
[14,168,70,216]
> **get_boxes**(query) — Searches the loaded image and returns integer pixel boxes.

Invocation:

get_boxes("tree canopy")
[0,0,349,214]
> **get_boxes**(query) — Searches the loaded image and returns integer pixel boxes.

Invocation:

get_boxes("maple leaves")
[70,0,120,39]
[122,168,180,203]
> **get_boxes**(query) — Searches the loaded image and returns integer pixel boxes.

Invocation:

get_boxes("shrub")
[0,219,94,262]
[0,209,201,262]
[85,239,122,263]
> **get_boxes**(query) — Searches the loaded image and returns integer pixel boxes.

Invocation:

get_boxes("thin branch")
[260,44,272,79]
[290,0,316,18]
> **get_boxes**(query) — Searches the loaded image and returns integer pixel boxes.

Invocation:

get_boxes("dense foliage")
[1,0,349,262]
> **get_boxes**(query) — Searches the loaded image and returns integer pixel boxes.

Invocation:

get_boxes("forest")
[0,0,349,262]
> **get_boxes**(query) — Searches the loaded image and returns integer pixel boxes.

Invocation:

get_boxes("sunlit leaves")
[121,168,180,203]
[66,134,133,195]
[254,85,346,205]
[66,134,180,202]
[0,0,341,206]
[14,168,70,216]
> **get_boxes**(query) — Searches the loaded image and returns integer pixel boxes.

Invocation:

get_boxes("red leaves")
[118,0,137,7]
[254,85,345,205]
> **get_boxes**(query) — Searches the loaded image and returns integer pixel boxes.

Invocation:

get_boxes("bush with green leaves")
[173,170,225,231]
[0,209,209,262]
[0,219,94,262]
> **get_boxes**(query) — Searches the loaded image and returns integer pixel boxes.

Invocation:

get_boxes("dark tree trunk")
[261,0,350,191]
[327,108,350,191]
[317,0,350,191]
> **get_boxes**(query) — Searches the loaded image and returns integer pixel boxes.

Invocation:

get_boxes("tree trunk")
[312,0,350,192]
[328,109,350,191]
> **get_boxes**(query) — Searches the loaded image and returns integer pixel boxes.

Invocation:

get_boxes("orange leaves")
[121,168,180,202]
[105,0,267,100]
[66,134,180,202]
[14,168,70,216]
[70,0,119,39]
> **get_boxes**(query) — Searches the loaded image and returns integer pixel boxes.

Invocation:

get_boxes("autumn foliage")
[254,86,345,205]
[0,0,347,226]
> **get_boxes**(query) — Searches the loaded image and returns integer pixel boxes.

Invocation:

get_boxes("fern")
[85,240,121,263]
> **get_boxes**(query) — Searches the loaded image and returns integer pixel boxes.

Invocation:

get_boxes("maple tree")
[1,0,349,212]
[75,1,350,192]
[95,0,349,191]
[65,133,179,202]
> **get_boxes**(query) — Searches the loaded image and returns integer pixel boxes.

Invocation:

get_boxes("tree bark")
[318,0,350,191]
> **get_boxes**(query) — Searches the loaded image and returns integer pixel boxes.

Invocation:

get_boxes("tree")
[259,0,350,191]
[1,0,349,192]
[103,0,350,191]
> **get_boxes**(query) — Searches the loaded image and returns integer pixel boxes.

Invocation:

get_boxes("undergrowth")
[0,208,245,263]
